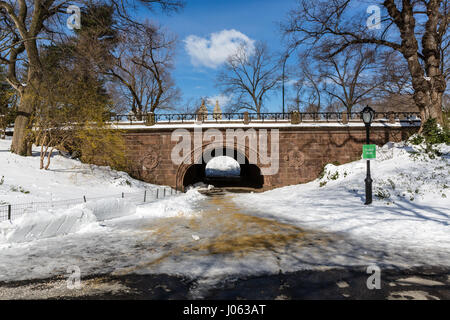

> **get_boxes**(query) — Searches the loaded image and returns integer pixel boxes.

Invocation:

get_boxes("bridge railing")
[108,111,422,125]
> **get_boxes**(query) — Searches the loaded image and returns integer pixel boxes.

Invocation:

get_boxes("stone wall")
[122,125,418,191]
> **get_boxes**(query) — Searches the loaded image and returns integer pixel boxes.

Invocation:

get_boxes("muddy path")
[117,190,333,274]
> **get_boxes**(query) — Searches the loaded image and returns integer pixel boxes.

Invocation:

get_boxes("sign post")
[363,144,376,205]
[363,144,377,159]
[361,106,375,205]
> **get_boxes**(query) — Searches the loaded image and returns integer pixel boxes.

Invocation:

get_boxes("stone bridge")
[115,112,420,191]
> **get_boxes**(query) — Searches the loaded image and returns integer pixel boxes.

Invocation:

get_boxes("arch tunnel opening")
[182,148,264,191]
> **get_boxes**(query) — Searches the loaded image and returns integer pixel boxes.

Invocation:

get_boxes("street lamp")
[282,53,289,117]
[281,47,295,117]
[362,106,375,205]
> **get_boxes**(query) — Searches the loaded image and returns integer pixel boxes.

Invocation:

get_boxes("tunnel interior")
[182,147,264,190]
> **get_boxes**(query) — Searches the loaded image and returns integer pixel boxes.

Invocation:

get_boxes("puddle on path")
[116,191,331,274]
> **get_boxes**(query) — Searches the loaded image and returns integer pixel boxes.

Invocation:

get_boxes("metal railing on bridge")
[108,111,421,126]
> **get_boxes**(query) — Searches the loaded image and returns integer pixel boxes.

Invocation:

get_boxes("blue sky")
[151,0,299,112]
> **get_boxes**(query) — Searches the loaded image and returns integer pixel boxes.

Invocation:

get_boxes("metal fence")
[0,186,178,222]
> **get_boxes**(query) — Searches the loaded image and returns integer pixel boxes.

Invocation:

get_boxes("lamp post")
[362,106,375,205]
[281,48,295,117]
[282,53,288,117]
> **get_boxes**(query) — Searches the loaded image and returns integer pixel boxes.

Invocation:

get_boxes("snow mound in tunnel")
[205,156,241,177]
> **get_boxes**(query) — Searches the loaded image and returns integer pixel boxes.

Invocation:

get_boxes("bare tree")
[287,78,305,112]
[317,46,381,114]
[284,0,449,127]
[298,59,325,112]
[107,22,180,116]
[372,50,418,112]
[217,42,281,116]
[0,0,184,155]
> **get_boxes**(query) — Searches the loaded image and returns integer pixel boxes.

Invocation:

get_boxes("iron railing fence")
[0,186,178,222]
[108,111,421,125]
[4,112,422,129]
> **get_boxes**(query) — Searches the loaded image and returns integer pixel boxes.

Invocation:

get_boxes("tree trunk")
[11,110,33,156]
[401,0,444,127]
[40,144,45,170]
[45,147,54,170]
[11,89,38,156]
[10,35,43,154]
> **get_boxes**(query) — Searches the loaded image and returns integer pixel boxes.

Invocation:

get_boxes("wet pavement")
[0,266,448,300]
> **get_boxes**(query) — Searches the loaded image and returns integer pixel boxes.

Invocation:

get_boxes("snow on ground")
[205,156,240,177]
[0,136,177,244]
[0,136,448,286]
[0,137,158,205]
[0,189,207,282]
[234,141,450,266]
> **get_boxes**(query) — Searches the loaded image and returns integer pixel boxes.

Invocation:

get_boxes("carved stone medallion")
[285,146,305,169]
[142,150,159,171]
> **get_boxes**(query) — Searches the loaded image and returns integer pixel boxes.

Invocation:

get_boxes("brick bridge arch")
[175,141,268,191]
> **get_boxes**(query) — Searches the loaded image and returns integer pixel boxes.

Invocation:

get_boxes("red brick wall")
[122,125,417,191]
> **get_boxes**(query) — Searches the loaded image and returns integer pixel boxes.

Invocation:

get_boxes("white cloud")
[207,94,232,108]
[184,29,255,69]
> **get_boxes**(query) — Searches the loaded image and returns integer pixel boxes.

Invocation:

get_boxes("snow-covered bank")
[0,189,205,245]
[0,136,187,244]
[0,189,207,282]
[0,137,159,205]
[234,141,450,266]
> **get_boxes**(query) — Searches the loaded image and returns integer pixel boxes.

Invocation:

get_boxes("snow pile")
[318,142,450,203]
[205,156,240,177]
[0,137,159,205]
[0,205,98,243]
[0,189,205,245]
[136,189,206,219]
[234,141,450,266]
[185,182,214,192]
[0,198,136,243]
[84,198,137,221]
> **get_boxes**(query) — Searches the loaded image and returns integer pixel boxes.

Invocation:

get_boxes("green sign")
[363,144,376,159]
